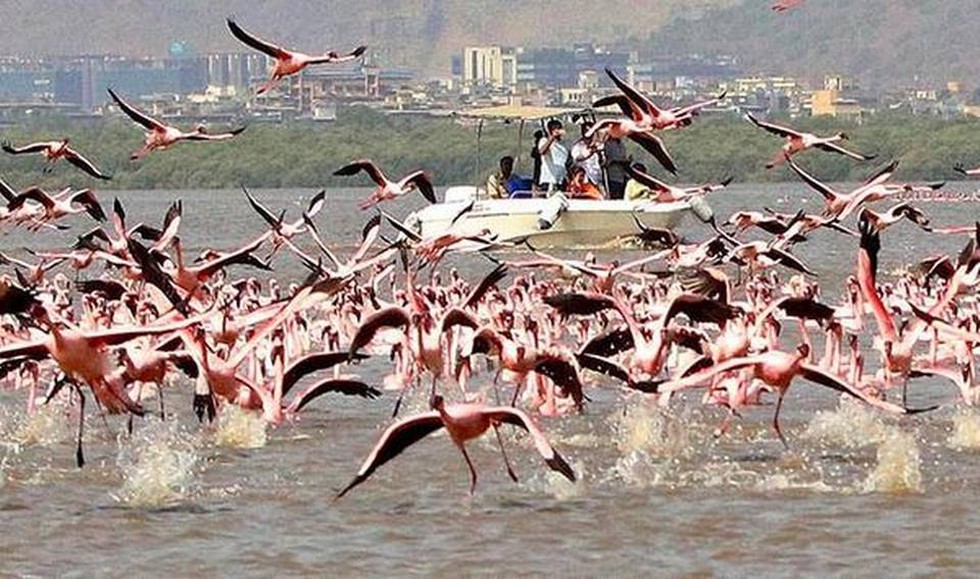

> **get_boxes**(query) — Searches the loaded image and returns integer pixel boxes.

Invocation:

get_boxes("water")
[2,184,980,576]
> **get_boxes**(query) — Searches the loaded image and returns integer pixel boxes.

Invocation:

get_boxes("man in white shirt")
[537,119,569,192]
[570,121,604,194]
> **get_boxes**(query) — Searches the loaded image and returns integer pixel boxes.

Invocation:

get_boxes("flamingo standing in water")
[333,159,436,210]
[2,139,112,180]
[744,112,876,169]
[227,17,366,95]
[107,89,246,159]
[336,395,575,498]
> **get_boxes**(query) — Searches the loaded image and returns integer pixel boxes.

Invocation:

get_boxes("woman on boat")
[568,166,603,200]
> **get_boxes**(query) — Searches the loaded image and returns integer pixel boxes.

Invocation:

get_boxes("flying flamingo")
[336,394,575,498]
[333,159,436,210]
[744,112,876,169]
[2,138,112,180]
[107,89,246,159]
[954,164,980,177]
[657,343,928,447]
[7,186,106,228]
[227,17,366,95]
[772,0,805,12]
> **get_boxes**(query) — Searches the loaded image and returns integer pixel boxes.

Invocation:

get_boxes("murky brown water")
[2,184,979,576]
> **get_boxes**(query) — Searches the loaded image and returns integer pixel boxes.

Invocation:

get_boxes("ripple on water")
[114,419,200,508]
[213,405,267,449]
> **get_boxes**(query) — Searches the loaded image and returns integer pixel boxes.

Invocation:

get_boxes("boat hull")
[406,190,701,249]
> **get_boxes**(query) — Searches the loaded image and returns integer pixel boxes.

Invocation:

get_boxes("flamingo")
[6,186,106,228]
[596,67,726,132]
[624,164,732,203]
[107,89,246,159]
[227,17,366,95]
[772,0,805,12]
[333,159,436,210]
[657,343,928,447]
[744,112,876,169]
[336,395,575,498]
[953,164,980,177]
[2,138,112,180]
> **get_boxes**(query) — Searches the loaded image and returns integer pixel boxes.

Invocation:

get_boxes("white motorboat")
[404,186,713,249]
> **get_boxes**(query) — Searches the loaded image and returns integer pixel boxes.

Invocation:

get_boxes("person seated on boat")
[537,120,570,193]
[625,162,654,201]
[486,155,519,198]
[570,121,604,193]
[567,166,603,200]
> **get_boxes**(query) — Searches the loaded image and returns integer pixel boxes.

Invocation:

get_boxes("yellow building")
[810,89,863,118]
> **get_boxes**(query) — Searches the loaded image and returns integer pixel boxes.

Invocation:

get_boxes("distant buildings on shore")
[0,41,976,126]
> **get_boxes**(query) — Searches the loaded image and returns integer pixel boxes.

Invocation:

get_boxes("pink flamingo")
[107,89,246,159]
[227,17,366,95]
[333,159,436,210]
[745,112,875,169]
[2,138,112,180]
[336,394,575,498]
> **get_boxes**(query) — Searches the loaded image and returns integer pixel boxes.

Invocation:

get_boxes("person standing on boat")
[603,136,629,200]
[537,120,569,193]
[570,122,604,196]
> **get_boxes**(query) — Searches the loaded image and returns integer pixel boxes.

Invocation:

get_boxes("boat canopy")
[456,104,590,122]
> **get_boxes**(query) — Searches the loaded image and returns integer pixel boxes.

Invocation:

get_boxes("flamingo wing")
[485,407,576,482]
[8,187,55,211]
[624,163,671,193]
[462,264,507,309]
[581,327,635,357]
[813,140,876,162]
[744,112,801,138]
[289,379,382,413]
[226,17,290,58]
[591,94,633,117]
[2,141,50,155]
[348,307,411,357]
[628,132,678,175]
[242,187,281,228]
[335,411,444,499]
[799,364,935,414]
[532,356,586,408]
[605,67,664,118]
[575,352,631,384]
[107,88,166,131]
[281,351,369,397]
[543,292,616,317]
[334,159,387,187]
[786,158,840,202]
[70,189,106,222]
[64,148,112,181]
[403,171,436,204]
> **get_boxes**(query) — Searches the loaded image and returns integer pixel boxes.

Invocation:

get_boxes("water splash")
[948,407,980,450]
[612,401,691,458]
[543,459,586,500]
[13,405,72,447]
[803,396,890,448]
[114,419,200,507]
[862,430,922,494]
[213,405,267,449]
[608,402,696,487]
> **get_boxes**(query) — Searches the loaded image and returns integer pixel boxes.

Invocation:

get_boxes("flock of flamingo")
[1,10,979,500]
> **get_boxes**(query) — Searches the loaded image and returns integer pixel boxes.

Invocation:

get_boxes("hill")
[647,0,980,88]
[0,0,736,74]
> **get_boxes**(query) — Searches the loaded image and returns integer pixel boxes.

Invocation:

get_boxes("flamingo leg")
[75,385,86,468]
[492,423,519,483]
[458,443,479,495]
[773,391,789,450]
